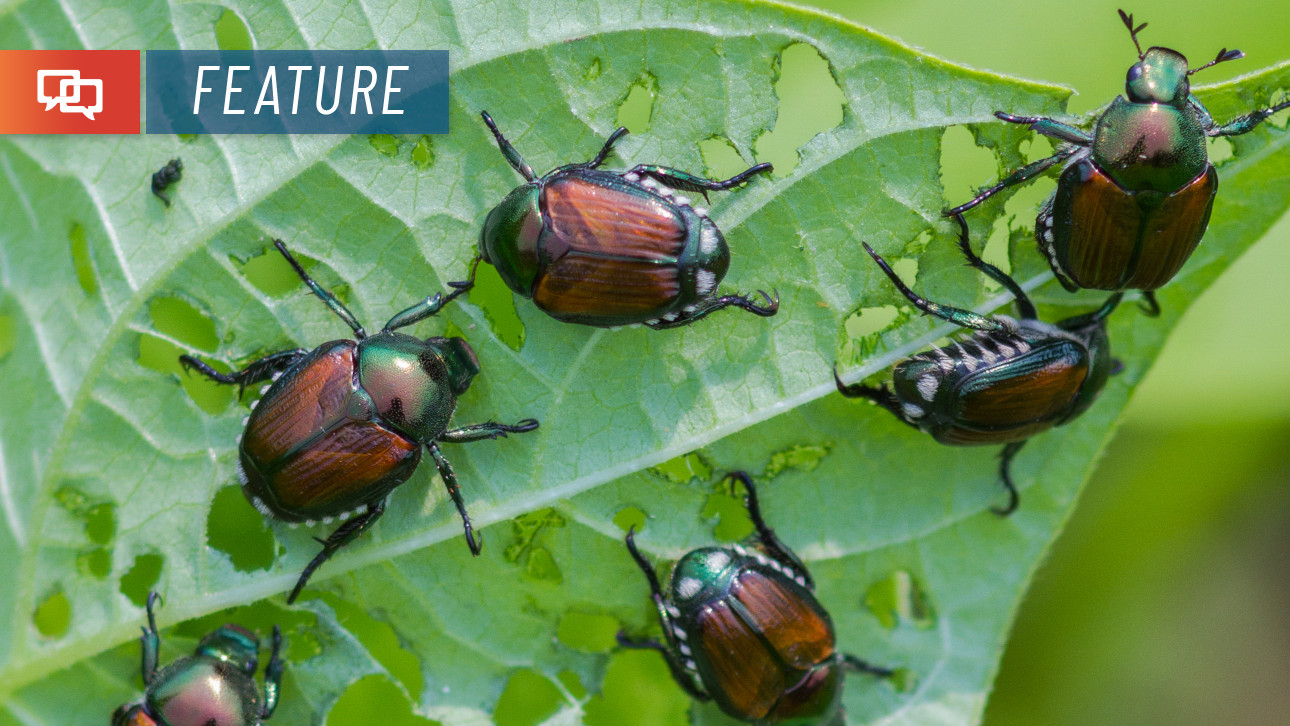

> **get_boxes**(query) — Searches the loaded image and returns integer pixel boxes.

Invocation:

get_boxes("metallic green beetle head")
[480,183,544,296]
[195,624,261,676]
[1126,47,1190,106]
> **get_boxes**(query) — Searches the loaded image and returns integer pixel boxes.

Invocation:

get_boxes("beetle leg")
[480,111,536,181]
[840,653,896,679]
[944,150,1071,216]
[994,112,1093,145]
[141,591,162,684]
[287,499,386,604]
[178,349,308,399]
[438,418,539,444]
[383,257,482,331]
[950,213,1037,320]
[583,126,631,169]
[259,625,285,720]
[644,289,779,330]
[994,440,1027,516]
[1138,290,1161,317]
[272,240,368,338]
[833,367,919,426]
[626,163,773,201]
[862,242,1010,333]
[729,471,815,590]
[616,632,712,702]
[428,444,482,556]
[1056,292,1124,332]
[621,527,713,702]
[1207,97,1290,137]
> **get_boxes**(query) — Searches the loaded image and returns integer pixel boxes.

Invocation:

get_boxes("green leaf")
[1,1,1287,725]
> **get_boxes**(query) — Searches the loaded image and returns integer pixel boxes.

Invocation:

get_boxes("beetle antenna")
[1188,47,1245,75]
[480,111,536,181]
[862,242,1009,333]
[1117,9,1147,60]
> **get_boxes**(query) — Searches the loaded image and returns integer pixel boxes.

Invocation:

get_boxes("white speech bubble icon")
[59,77,102,121]
[37,69,80,111]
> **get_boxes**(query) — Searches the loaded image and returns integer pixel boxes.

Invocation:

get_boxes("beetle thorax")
[195,625,260,675]
[357,332,471,443]
[670,547,738,605]
[147,658,260,726]
[1092,97,1208,192]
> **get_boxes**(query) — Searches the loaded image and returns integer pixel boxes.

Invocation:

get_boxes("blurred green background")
[796,1,1290,724]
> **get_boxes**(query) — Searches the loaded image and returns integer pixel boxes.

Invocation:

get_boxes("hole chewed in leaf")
[754,42,845,176]
[845,305,900,340]
[238,244,317,297]
[865,570,935,630]
[556,611,620,653]
[612,505,646,533]
[494,669,564,726]
[0,314,14,362]
[584,650,691,726]
[326,675,437,726]
[34,588,70,638]
[615,73,657,133]
[369,134,401,157]
[939,125,998,207]
[151,296,219,351]
[698,137,752,182]
[763,443,832,478]
[214,7,253,51]
[139,296,231,413]
[55,487,116,579]
[470,263,525,350]
[557,669,586,699]
[584,58,602,82]
[77,549,111,579]
[119,553,164,607]
[703,477,753,542]
[69,222,97,296]
[649,451,711,485]
[411,136,435,169]
[207,485,275,572]
[503,508,566,583]
[1209,136,1234,164]
[315,593,423,699]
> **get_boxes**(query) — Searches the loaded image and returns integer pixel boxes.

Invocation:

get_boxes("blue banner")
[145,50,447,134]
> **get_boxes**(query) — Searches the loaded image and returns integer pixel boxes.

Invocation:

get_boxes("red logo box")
[0,50,139,134]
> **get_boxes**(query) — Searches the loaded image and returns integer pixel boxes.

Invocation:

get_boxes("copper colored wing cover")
[266,420,420,516]
[1057,161,1215,291]
[695,600,786,720]
[242,341,358,467]
[533,175,688,321]
[730,569,835,670]
[1126,166,1216,290]
[241,340,421,519]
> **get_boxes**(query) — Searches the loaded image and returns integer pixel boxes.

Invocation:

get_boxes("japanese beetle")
[152,158,183,208]
[180,241,538,602]
[476,111,779,329]
[619,472,893,724]
[113,592,284,726]
[947,10,1290,309]
[835,215,1122,515]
